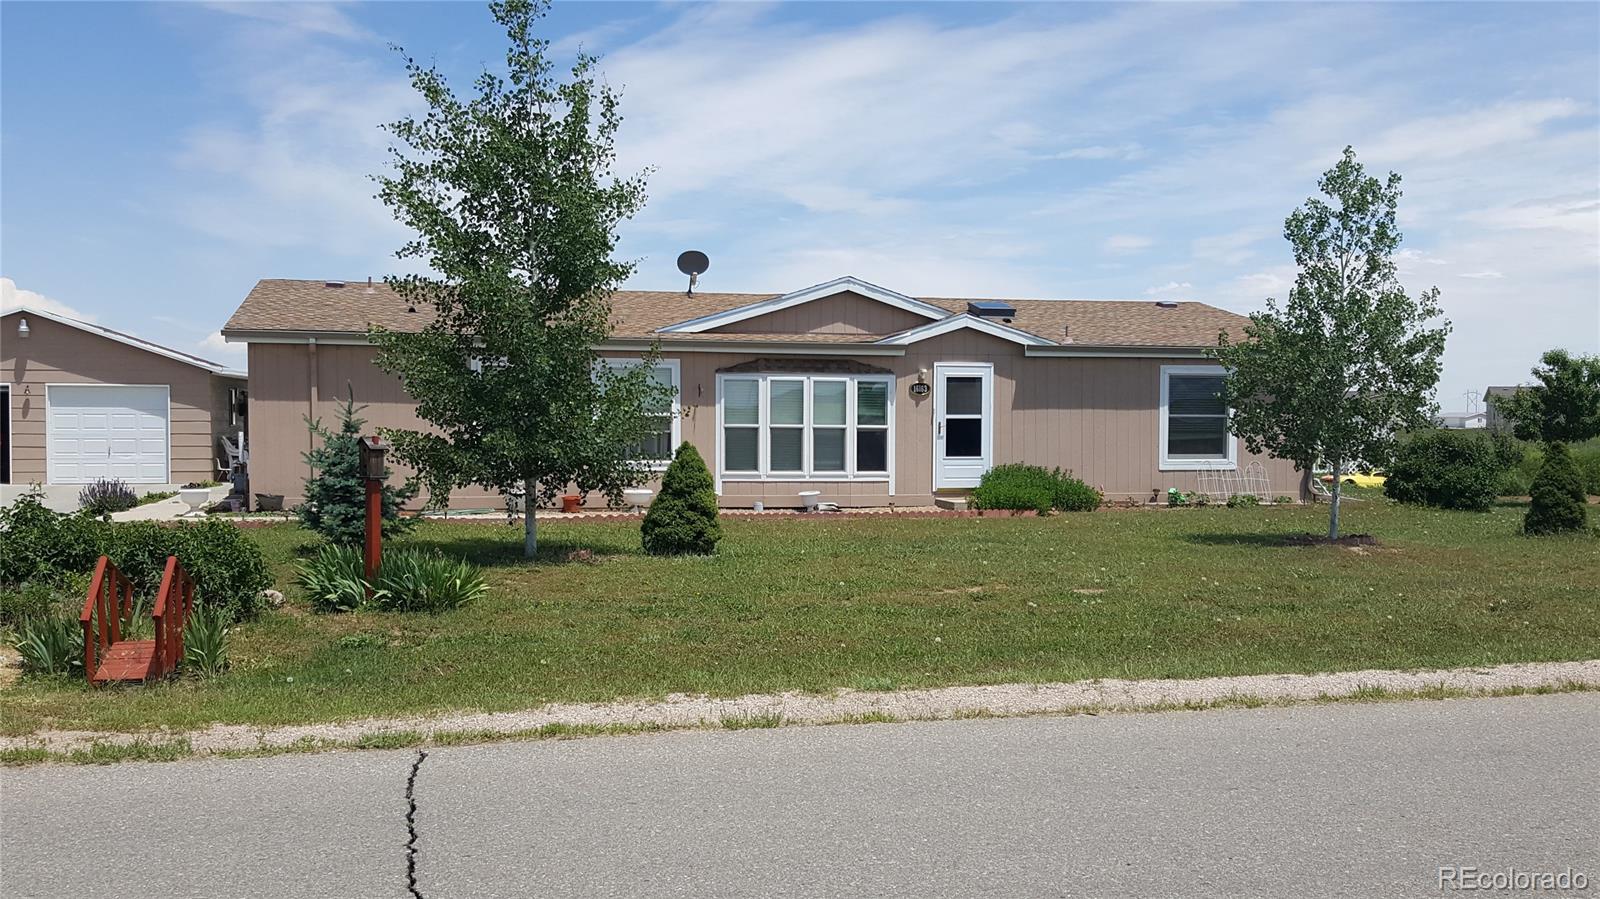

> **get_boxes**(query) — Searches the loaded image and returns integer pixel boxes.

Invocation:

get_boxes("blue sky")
[2,1,1597,412]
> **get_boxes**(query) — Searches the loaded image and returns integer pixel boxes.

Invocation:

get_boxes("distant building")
[1437,411,1487,430]
[1483,386,1524,433]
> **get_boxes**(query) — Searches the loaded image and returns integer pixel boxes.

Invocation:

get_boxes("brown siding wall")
[1,312,226,485]
[245,342,502,509]
[714,291,931,336]
[245,335,1302,510]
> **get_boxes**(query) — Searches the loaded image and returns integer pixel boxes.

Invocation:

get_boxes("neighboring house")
[221,276,1303,509]
[1437,411,1487,429]
[1,306,247,493]
[1482,386,1523,433]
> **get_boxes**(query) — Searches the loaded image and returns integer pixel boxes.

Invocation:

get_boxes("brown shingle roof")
[222,279,1247,348]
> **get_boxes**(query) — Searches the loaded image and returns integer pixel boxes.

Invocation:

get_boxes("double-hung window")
[718,374,894,480]
[599,358,681,468]
[1159,365,1236,470]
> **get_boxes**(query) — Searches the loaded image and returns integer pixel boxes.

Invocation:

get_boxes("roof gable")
[657,276,951,334]
[3,306,244,377]
[875,313,1057,347]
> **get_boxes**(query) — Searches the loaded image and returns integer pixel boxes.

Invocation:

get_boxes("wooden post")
[360,436,387,595]
[365,476,382,582]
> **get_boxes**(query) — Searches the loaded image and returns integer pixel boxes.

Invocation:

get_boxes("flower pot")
[623,488,653,513]
[561,494,582,513]
[179,487,211,516]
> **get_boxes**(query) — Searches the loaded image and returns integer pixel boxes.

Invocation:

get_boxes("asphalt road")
[4,693,1597,898]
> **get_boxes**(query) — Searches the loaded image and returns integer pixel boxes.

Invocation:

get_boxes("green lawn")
[2,502,1597,735]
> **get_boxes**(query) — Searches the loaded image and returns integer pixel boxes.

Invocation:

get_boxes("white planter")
[798,490,822,511]
[623,488,654,512]
[179,487,210,517]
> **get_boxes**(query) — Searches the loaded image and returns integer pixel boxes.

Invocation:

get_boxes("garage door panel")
[48,386,169,485]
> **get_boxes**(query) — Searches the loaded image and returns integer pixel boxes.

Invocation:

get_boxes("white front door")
[933,363,993,489]
[47,385,170,484]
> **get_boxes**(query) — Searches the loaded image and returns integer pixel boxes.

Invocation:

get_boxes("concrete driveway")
[3,693,1596,898]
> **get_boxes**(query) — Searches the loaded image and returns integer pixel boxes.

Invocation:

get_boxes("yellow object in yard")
[1342,472,1386,489]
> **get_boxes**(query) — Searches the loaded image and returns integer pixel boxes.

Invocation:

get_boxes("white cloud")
[164,9,416,259]
[1144,281,1193,296]
[1047,144,1146,161]
[1460,270,1505,280]
[0,277,95,321]
[1102,234,1154,255]
[199,2,371,40]
[198,331,247,366]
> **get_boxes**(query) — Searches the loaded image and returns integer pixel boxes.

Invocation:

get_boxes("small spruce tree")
[1523,442,1588,535]
[300,391,419,546]
[641,443,721,555]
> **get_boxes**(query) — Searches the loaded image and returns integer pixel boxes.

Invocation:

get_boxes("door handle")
[937,421,944,437]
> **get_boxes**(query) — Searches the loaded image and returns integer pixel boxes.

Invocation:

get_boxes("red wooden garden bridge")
[79,555,194,686]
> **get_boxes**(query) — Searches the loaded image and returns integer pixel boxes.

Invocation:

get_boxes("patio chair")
[1309,478,1364,503]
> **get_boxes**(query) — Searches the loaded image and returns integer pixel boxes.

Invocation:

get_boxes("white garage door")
[47,385,170,484]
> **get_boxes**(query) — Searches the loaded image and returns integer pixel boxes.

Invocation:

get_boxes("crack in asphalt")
[405,749,428,899]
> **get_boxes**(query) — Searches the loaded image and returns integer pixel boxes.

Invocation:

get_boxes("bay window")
[1159,365,1237,470]
[718,374,895,480]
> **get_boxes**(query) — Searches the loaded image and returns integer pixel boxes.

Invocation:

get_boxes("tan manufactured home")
[1,306,247,490]
[222,276,1303,509]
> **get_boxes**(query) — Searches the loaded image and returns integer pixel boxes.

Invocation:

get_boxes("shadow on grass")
[395,534,642,567]
[1181,532,1300,548]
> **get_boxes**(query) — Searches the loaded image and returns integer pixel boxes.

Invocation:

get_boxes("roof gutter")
[222,330,911,357]
[1022,344,1217,358]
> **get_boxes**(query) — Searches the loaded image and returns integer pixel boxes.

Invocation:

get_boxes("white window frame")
[715,372,896,492]
[599,358,681,471]
[1159,364,1237,471]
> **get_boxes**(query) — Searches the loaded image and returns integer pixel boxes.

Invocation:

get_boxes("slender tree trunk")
[524,494,538,559]
[1328,459,1343,541]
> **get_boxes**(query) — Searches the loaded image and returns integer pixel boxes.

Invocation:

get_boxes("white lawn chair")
[219,435,246,477]
[1309,478,1364,503]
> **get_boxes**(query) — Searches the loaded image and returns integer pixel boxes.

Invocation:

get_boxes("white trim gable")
[657,276,952,334]
[875,313,1056,347]
[5,305,245,377]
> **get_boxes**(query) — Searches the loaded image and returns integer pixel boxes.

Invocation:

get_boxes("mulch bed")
[1280,533,1378,547]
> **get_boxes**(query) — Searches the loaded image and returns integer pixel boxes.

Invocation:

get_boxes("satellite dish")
[677,250,709,295]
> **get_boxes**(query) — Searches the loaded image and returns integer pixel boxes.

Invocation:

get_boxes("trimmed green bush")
[1524,442,1588,535]
[0,494,270,621]
[0,581,66,629]
[642,442,722,555]
[972,464,1102,513]
[0,492,106,588]
[1383,429,1509,512]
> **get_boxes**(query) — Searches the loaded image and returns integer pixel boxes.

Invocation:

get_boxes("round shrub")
[1383,430,1508,511]
[1524,442,1588,535]
[642,442,721,555]
[972,464,1102,513]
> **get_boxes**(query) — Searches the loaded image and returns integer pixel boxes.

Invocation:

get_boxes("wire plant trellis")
[1195,460,1272,504]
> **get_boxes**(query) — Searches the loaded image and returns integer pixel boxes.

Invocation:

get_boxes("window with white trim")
[600,359,681,467]
[718,374,894,479]
[1159,365,1236,470]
